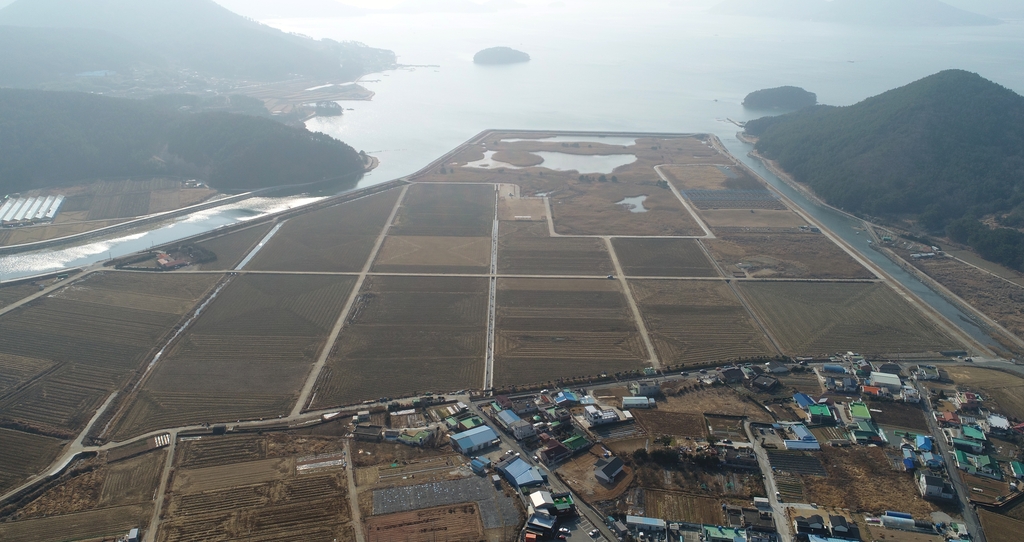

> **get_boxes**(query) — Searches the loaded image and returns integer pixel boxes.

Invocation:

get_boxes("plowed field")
[497,221,613,276]
[193,223,274,270]
[373,235,491,274]
[630,280,776,365]
[247,187,402,272]
[611,238,719,277]
[311,276,488,408]
[0,272,220,437]
[112,274,356,439]
[390,183,494,237]
[706,233,875,279]
[739,282,959,356]
[494,278,647,386]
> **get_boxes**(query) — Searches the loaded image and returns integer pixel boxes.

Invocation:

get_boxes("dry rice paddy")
[611,238,719,277]
[497,221,613,276]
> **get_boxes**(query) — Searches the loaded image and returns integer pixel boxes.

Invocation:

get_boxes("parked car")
[589,529,600,537]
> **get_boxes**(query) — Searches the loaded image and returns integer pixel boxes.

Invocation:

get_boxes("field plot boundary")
[294,184,409,416]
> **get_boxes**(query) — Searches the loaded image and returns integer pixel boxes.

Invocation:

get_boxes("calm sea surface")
[2,4,1021,345]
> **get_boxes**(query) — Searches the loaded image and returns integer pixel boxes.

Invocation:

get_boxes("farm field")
[366,503,485,542]
[493,278,647,387]
[909,254,1024,342]
[0,282,38,309]
[0,504,151,542]
[659,164,758,192]
[111,274,356,439]
[192,222,274,270]
[706,233,875,279]
[247,187,402,272]
[373,235,491,274]
[310,276,488,409]
[867,400,929,431]
[633,410,706,438]
[557,448,634,503]
[980,509,1024,541]
[739,282,959,356]
[800,445,937,516]
[5,449,166,532]
[699,209,808,229]
[945,366,1024,420]
[390,183,494,237]
[643,489,723,524]
[0,428,65,496]
[56,179,217,222]
[611,238,719,277]
[630,280,777,364]
[497,221,613,276]
[658,389,774,423]
[0,272,221,437]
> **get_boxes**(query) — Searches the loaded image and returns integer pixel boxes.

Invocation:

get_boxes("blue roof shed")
[916,435,933,452]
[451,425,499,454]
[498,457,546,488]
[497,409,521,427]
[794,393,815,409]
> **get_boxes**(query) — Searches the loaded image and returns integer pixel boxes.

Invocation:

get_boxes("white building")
[510,419,536,440]
[629,380,659,396]
[584,405,619,426]
[869,372,903,392]
[622,396,655,409]
[901,386,921,403]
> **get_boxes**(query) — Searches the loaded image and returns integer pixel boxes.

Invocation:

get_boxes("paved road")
[745,421,793,542]
[467,400,618,542]
[917,382,986,542]
[343,440,366,542]
[652,164,715,239]
[144,429,178,542]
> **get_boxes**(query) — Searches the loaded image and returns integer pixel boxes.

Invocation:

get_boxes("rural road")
[917,381,987,542]
[343,440,366,542]
[144,429,178,542]
[290,184,409,417]
[652,164,716,239]
[604,236,661,369]
[746,421,794,542]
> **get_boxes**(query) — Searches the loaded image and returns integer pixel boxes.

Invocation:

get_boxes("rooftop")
[451,425,498,450]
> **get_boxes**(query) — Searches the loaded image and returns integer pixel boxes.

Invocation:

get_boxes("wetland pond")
[616,195,648,213]
[464,151,636,173]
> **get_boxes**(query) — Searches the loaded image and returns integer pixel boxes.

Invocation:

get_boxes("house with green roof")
[808,404,834,425]
[849,402,871,421]
[962,425,987,442]
[1011,461,1024,480]
[953,450,1000,479]
[703,525,746,542]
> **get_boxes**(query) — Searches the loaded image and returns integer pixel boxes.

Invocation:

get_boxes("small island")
[743,86,817,110]
[474,47,530,65]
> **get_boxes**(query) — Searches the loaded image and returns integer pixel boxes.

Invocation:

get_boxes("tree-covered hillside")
[743,86,817,110]
[0,89,365,194]
[0,0,395,82]
[745,70,1024,270]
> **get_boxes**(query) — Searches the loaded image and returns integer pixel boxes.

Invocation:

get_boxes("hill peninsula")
[743,86,817,110]
[744,69,1024,271]
[474,46,530,65]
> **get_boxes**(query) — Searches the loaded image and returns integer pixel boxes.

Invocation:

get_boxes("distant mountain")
[743,86,817,111]
[474,47,530,65]
[212,0,368,19]
[713,0,1000,26]
[0,89,366,194]
[744,70,1024,270]
[0,0,395,82]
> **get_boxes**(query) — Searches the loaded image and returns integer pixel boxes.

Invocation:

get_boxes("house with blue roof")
[450,425,499,455]
[916,435,933,452]
[794,393,815,410]
[496,409,521,428]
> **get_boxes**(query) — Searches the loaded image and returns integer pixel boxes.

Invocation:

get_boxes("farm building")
[1011,461,1024,480]
[860,385,887,397]
[353,425,382,442]
[554,390,578,405]
[751,375,779,392]
[496,456,545,488]
[584,405,619,426]
[538,441,572,465]
[952,392,981,410]
[626,516,666,534]
[765,361,789,374]
[470,457,491,474]
[496,409,522,428]
[703,525,746,542]
[918,473,955,501]
[397,429,435,447]
[794,515,828,536]
[849,402,871,421]
[874,362,903,375]
[821,364,847,374]
[868,372,902,392]
[794,393,815,410]
[826,376,858,393]
[719,367,745,383]
[828,515,860,540]
[594,456,624,484]
[629,380,659,396]
[622,396,655,409]
[807,404,834,425]
[526,512,557,536]
[951,437,984,454]
[784,424,820,450]
[450,425,499,454]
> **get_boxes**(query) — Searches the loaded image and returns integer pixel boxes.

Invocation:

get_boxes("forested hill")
[0,89,366,194]
[0,0,395,82]
[745,70,1024,270]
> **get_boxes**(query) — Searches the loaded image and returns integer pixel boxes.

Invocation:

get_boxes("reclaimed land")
[497,221,613,276]
[706,232,876,279]
[310,276,489,409]
[372,235,491,275]
[192,222,274,271]
[389,183,495,238]
[246,187,402,272]
[111,274,357,439]
[493,278,647,388]
[611,238,719,277]
[739,282,959,356]
[415,136,713,236]
[0,428,65,497]
[0,272,221,438]
[630,280,776,364]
